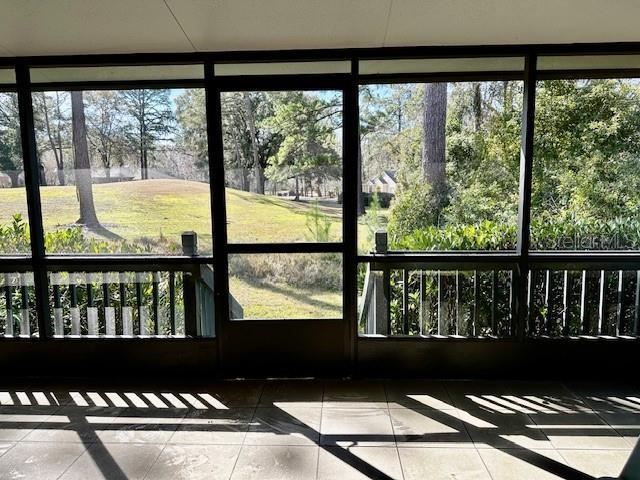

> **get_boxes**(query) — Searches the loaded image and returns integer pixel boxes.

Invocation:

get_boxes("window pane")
[538,54,640,71]
[0,68,15,85]
[222,90,343,243]
[229,253,342,319]
[215,61,350,76]
[31,65,204,83]
[0,92,29,255]
[358,82,523,253]
[532,78,640,250]
[34,88,211,254]
[359,57,524,75]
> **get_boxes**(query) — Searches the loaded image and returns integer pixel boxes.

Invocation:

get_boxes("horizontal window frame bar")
[30,79,205,91]
[359,71,524,84]
[228,242,344,255]
[6,41,640,69]
[0,256,34,272]
[230,317,343,323]
[42,255,213,272]
[358,334,640,342]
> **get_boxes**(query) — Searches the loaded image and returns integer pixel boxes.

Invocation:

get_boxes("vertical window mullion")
[205,62,231,355]
[15,63,51,339]
[515,54,537,340]
[343,58,359,369]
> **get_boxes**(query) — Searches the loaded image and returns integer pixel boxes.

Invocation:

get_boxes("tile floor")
[0,379,635,479]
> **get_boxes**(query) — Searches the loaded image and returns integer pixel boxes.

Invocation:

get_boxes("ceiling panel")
[166,0,392,51]
[0,0,192,56]
[384,0,640,47]
[0,0,637,57]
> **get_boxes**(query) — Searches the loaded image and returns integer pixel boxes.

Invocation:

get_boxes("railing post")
[374,231,391,334]
[182,231,199,337]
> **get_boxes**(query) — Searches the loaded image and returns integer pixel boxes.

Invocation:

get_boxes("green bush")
[390,215,640,251]
[229,253,341,290]
[0,214,161,254]
[388,183,443,242]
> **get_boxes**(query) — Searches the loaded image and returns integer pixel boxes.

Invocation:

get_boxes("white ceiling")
[0,0,638,57]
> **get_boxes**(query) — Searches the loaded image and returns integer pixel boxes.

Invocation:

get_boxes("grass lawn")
[0,179,353,318]
[229,276,342,319]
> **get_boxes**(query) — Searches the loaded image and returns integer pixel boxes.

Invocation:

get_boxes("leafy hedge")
[391,216,640,251]
[0,214,156,254]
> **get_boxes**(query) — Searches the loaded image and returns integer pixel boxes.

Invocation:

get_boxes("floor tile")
[95,407,184,444]
[321,407,394,446]
[530,411,630,449]
[259,380,323,408]
[0,405,60,441]
[462,411,554,449]
[399,446,491,479]
[385,380,454,410]
[566,382,640,413]
[0,441,85,480]
[558,449,631,479]
[245,406,321,445]
[230,445,318,480]
[477,448,570,480]
[59,442,163,480]
[318,446,403,480]
[145,444,241,480]
[22,405,122,443]
[390,407,472,447]
[323,381,387,408]
[169,408,253,445]
[0,443,13,457]
[191,381,265,408]
[597,410,640,447]
[444,380,515,412]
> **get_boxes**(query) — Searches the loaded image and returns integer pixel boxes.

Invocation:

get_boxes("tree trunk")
[473,82,482,132]
[102,153,111,181]
[71,91,100,227]
[357,140,365,215]
[41,93,65,186]
[54,92,66,185]
[502,81,512,114]
[240,167,249,192]
[422,83,448,212]
[7,171,20,188]
[243,93,264,194]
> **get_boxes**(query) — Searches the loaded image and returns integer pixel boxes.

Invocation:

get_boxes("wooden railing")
[0,272,36,337]
[0,232,219,338]
[359,263,514,337]
[359,263,640,338]
[48,270,188,337]
[359,232,640,338]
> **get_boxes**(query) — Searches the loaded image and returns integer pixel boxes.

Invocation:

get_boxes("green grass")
[229,276,342,319]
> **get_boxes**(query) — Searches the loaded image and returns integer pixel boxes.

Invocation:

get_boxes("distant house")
[366,170,397,195]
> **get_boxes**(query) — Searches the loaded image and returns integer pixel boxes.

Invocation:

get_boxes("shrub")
[388,183,443,243]
[229,253,341,290]
[305,200,331,242]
